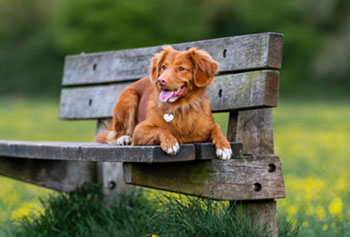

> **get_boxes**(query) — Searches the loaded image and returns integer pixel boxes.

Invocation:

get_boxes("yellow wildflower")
[302,221,309,228]
[11,202,42,220]
[328,197,342,216]
[335,178,345,191]
[304,178,325,201]
[305,206,313,216]
[316,206,325,221]
[287,205,297,216]
[322,224,328,231]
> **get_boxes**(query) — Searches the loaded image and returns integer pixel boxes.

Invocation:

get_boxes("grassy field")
[274,100,350,236]
[0,98,349,236]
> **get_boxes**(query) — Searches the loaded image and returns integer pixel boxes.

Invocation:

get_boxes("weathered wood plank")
[59,82,131,120]
[267,33,284,69]
[194,142,243,160]
[236,108,275,155]
[0,157,97,192]
[59,70,279,119]
[0,140,242,163]
[0,140,195,163]
[95,141,243,196]
[208,71,279,112]
[123,155,286,200]
[227,108,278,236]
[231,200,278,237]
[62,33,283,86]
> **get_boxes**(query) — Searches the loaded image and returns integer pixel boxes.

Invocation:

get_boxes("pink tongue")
[159,90,175,102]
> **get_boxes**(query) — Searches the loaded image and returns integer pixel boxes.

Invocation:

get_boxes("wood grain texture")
[195,142,243,160]
[95,119,130,195]
[62,33,283,86]
[236,108,275,155]
[208,71,279,112]
[0,140,195,163]
[59,70,279,119]
[0,157,97,192]
[227,111,238,142]
[0,140,242,163]
[267,34,284,69]
[59,82,131,120]
[231,200,278,237]
[123,155,286,200]
[227,108,279,235]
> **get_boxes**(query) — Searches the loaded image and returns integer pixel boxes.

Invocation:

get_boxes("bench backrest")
[59,33,283,120]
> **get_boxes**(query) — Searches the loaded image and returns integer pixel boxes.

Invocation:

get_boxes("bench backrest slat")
[59,32,283,120]
[59,70,279,119]
[62,33,283,86]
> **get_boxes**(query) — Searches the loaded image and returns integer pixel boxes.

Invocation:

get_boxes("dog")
[95,46,232,160]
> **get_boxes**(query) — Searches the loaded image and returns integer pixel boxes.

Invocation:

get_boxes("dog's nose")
[158,77,168,85]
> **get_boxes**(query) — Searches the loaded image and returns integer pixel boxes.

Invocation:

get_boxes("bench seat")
[0,139,285,201]
[0,140,242,163]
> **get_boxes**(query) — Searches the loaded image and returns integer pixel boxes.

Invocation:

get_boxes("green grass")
[0,98,349,236]
[1,183,300,237]
[274,100,350,237]
[0,98,96,141]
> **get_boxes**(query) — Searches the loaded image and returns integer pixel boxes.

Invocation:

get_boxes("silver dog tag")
[163,113,174,122]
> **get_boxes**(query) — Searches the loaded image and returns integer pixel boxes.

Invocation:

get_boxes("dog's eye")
[178,66,185,71]
[161,65,166,70]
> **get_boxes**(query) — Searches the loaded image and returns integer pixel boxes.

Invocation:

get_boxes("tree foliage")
[0,0,348,98]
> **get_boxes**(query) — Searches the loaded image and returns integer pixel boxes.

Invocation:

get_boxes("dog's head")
[149,46,218,103]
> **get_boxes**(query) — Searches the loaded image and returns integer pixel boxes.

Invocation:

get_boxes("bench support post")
[96,120,130,195]
[228,109,278,236]
[231,199,277,235]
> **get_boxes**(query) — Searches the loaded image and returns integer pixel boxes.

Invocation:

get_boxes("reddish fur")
[95,46,231,153]
[94,130,110,143]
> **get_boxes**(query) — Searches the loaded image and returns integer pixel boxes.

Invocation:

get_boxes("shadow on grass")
[1,183,302,237]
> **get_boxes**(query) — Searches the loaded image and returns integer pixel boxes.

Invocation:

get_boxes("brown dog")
[95,46,232,160]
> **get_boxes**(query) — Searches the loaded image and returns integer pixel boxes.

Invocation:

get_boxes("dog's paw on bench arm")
[0,140,242,163]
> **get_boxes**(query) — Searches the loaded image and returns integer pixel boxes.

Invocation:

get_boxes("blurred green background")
[0,0,349,99]
[0,0,349,236]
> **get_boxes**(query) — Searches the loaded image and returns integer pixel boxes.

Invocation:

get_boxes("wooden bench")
[0,32,285,236]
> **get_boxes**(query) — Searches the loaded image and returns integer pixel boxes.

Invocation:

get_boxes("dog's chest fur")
[159,102,214,143]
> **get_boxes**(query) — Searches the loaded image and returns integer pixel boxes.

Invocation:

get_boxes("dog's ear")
[149,45,173,83]
[188,48,218,87]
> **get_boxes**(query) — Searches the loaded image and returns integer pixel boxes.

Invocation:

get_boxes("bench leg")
[230,199,277,237]
[228,110,278,235]
[97,162,130,195]
[96,119,131,195]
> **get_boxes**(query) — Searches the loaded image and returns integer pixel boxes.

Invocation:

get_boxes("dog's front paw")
[160,136,180,156]
[116,135,132,145]
[216,148,232,160]
[106,131,132,146]
[164,142,180,156]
